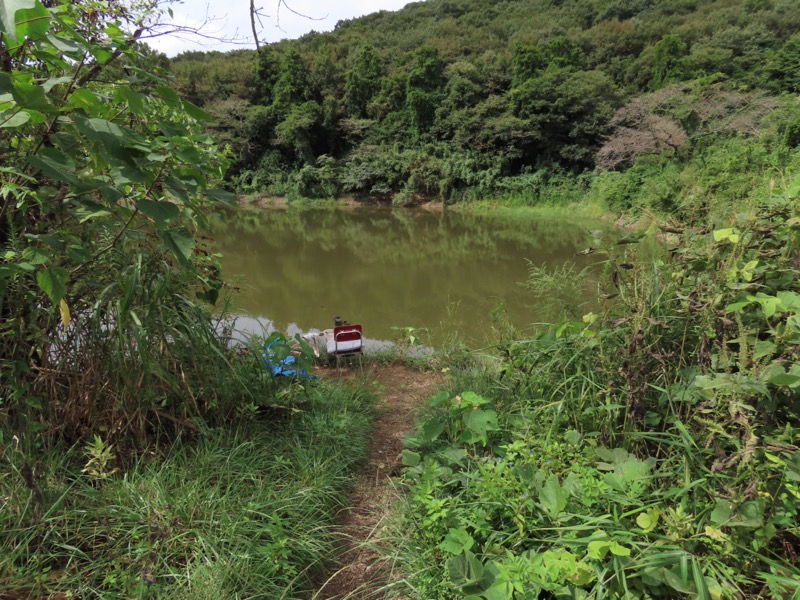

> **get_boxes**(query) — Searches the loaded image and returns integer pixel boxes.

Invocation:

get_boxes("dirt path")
[313,363,443,600]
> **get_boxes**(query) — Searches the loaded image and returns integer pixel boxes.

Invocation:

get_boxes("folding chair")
[326,324,363,374]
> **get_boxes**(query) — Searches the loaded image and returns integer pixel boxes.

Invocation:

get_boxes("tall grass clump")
[0,381,373,598]
[390,181,800,598]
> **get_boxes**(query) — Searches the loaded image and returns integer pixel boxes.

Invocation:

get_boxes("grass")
[450,196,606,222]
[0,380,374,599]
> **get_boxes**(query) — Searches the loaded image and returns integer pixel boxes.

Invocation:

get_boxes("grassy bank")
[0,380,373,599]
[388,187,800,598]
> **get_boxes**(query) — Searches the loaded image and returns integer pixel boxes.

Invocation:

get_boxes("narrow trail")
[313,363,443,600]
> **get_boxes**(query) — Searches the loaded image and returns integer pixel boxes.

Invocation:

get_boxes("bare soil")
[312,363,443,600]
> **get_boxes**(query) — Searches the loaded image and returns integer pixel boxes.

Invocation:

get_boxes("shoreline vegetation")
[2,0,800,598]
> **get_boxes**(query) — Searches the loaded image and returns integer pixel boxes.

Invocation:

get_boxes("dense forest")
[170,0,800,214]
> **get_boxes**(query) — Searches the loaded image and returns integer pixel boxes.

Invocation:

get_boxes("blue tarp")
[261,341,315,380]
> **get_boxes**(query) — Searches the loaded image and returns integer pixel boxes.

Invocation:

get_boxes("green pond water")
[210,206,600,348]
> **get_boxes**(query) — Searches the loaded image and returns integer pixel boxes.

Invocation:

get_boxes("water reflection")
[210,206,598,346]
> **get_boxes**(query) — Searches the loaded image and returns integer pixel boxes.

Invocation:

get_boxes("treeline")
[170,0,800,213]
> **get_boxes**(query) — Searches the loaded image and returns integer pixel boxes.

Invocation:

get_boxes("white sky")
[146,0,417,56]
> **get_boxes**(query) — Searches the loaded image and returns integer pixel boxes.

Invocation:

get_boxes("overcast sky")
[146,0,416,56]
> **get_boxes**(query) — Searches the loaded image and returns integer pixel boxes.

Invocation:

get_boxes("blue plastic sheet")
[261,341,316,380]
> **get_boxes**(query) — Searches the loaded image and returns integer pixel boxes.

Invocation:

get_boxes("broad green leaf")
[596,446,635,464]
[138,199,180,229]
[23,233,64,250]
[28,147,77,184]
[749,293,782,318]
[568,561,596,586]
[88,45,113,64]
[46,33,83,54]
[175,146,202,164]
[637,508,660,532]
[400,449,420,467]
[21,246,47,264]
[0,0,37,41]
[730,500,764,528]
[437,446,466,466]
[42,76,71,93]
[462,408,498,444]
[481,582,514,600]
[461,391,491,406]
[762,364,800,388]
[427,391,450,407]
[13,2,49,41]
[75,204,113,223]
[164,175,191,202]
[182,99,212,121]
[439,527,474,555]
[713,228,739,243]
[115,87,145,114]
[609,541,631,556]
[603,472,627,492]
[725,300,751,313]
[11,81,53,112]
[447,551,482,585]
[740,259,759,282]
[159,227,195,266]
[446,551,493,594]
[710,499,764,528]
[713,228,732,242]
[587,540,611,560]
[110,165,150,185]
[753,339,776,360]
[68,88,104,114]
[154,85,180,103]
[37,266,67,304]
[0,107,30,128]
[777,291,800,311]
[24,396,42,409]
[420,418,444,444]
[75,117,127,152]
[539,474,568,519]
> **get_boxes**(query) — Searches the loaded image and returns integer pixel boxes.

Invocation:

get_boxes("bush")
[393,190,800,598]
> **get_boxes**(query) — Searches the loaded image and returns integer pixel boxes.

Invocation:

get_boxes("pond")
[210,205,601,348]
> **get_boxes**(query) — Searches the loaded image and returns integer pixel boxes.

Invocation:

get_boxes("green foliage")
[0,382,374,597]
[171,0,800,204]
[0,0,246,447]
[646,34,690,91]
[344,45,383,118]
[406,45,447,134]
[392,189,800,598]
[272,48,313,114]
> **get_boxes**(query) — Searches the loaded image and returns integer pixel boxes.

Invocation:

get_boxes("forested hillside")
[170,0,800,213]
